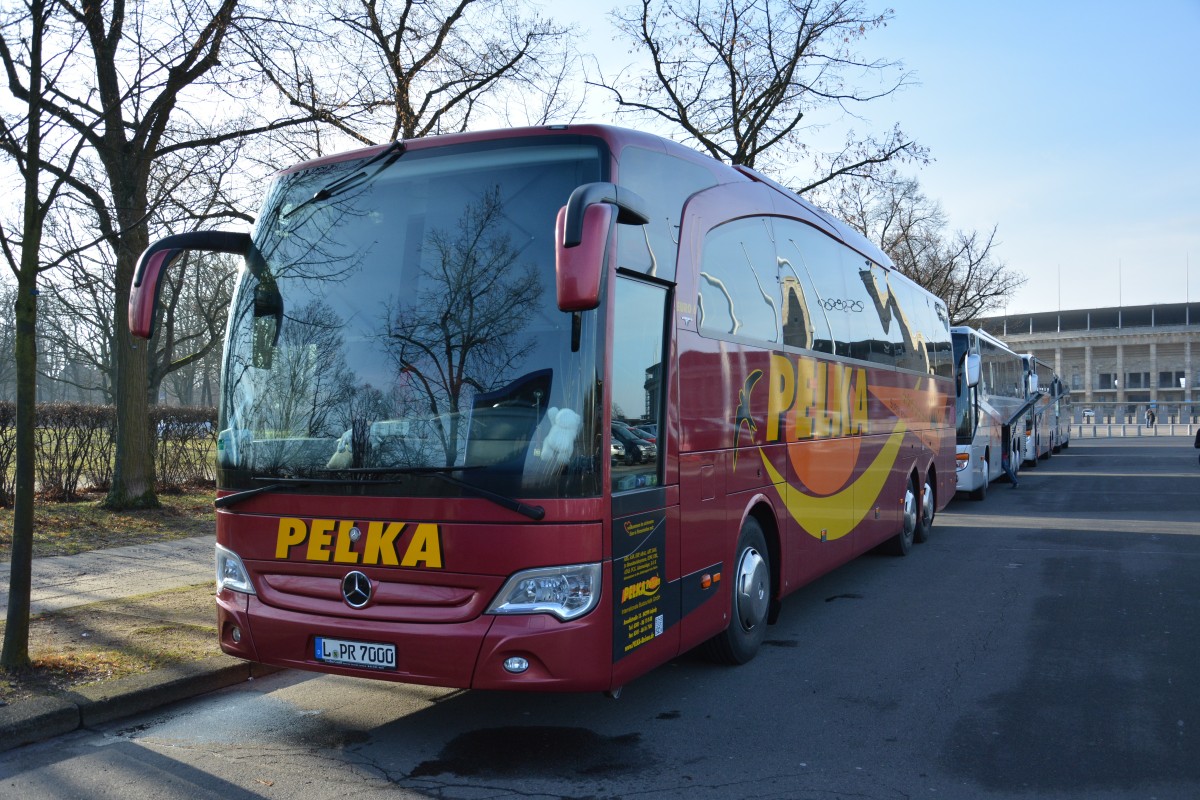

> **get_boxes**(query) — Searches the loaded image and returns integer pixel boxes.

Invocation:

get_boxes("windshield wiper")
[215,465,547,521]
[431,471,546,521]
[280,140,405,220]
[214,475,403,509]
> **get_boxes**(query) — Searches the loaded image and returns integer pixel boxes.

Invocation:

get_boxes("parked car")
[611,441,626,464]
[611,424,657,465]
[1081,408,1095,421]
[632,425,657,443]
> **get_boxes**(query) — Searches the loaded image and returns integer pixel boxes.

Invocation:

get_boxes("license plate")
[314,636,397,670]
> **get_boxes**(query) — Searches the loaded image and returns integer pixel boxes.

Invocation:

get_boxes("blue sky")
[556,1,1200,315]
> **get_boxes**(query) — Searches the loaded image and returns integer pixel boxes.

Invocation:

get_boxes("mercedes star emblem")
[342,571,372,608]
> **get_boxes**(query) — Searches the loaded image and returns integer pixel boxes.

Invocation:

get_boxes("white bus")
[1052,379,1071,452]
[952,327,1027,500]
[1021,354,1057,465]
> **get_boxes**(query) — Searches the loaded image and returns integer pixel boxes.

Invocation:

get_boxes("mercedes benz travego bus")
[951,326,1026,500]
[129,125,956,694]
[1021,354,1058,465]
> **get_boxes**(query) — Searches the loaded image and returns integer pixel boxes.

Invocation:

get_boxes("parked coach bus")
[951,327,1026,500]
[1053,382,1072,452]
[1021,354,1057,465]
[129,125,956,694]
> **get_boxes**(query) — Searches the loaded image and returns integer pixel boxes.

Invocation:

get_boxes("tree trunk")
[0,283,37,671]
[104,244,158,509]
[1,0,46,673]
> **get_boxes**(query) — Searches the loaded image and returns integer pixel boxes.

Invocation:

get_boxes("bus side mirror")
[129,230,251,338]
[555,182,649,312]
[965,353,981,389]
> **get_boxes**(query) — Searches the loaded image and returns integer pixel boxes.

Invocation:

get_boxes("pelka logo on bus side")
[621,575,662,603]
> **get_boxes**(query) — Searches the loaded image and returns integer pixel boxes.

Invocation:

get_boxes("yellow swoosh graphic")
[871,382,943,453]
[760,420,908,541]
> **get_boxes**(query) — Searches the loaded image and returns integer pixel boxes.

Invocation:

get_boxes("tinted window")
[841,254,891,363]
[617,146,718,282]
[220,139,607,499]
[698,218,780,343]
[776,220,849,356]
[611,277,667,492]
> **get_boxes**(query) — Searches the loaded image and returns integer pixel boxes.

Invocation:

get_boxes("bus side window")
[611,277,667,493]
[858,263,898,367]
[842,256,889,364]
[776,219,841,355]
[616,146,718,282]
[697,218,780,344]
[931,301,954,379]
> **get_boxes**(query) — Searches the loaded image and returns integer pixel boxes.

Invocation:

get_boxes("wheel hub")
[734,547,769,631]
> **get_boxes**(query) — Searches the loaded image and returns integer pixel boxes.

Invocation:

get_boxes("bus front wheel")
[969,458,987,501]
[703,518,771,665]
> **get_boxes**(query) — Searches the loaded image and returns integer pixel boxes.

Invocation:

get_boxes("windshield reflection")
[217,139,607,500]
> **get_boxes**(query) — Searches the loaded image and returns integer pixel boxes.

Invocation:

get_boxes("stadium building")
[979,302,1200,424]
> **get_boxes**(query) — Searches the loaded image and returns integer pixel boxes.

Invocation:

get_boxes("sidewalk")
[0,535,215,615]
[1,534,276,752]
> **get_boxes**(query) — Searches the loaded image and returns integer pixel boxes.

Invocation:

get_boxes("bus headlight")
[487,563,601,621]
[216,544,256,595]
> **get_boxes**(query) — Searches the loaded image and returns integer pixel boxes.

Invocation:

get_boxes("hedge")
[0,402,217,506]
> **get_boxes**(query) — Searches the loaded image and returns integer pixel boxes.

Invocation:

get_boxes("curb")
[0,656,282,753]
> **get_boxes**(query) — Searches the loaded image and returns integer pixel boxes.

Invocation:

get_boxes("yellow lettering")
[363,522,403,566]
[332,520,359,564]
[791,356,816,441]
[276,518,307,559]
[827,362,849,436]
[767,354,795,443]
[276,518,447,567]
[850,368,869,435]
[814,360,830,437]
[752,357,871,445]
[400,523,443,568]
[306,518,335,562]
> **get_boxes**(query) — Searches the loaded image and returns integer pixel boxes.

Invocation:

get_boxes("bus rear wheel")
[886,475,919,556]
[915,473,935,543]
[702,518,771,665]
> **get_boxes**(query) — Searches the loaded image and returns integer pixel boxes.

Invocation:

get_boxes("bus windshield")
[217,137,607,500]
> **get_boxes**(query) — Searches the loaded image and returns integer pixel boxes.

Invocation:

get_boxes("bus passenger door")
[608,275,680,687]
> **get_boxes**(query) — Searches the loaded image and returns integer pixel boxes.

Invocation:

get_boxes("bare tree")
[835,177,1025,324]
[593,0,925,190]
[0,0,84,672]
[382,187,542,466]
[39,134,248,409]
[250,0,579,147]
[9,0,318,510]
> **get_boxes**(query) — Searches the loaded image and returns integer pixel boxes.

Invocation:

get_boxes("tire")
[968,458,987,501]
[914,472,935,543]
[625,443,641,466]
[885,474,918,556]
[702,518,771,665]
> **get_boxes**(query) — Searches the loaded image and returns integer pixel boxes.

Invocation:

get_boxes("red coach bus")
[129,125,955,694]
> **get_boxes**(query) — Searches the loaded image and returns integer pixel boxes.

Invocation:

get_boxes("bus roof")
[951,326,1018,355]
[276,123,898,274]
